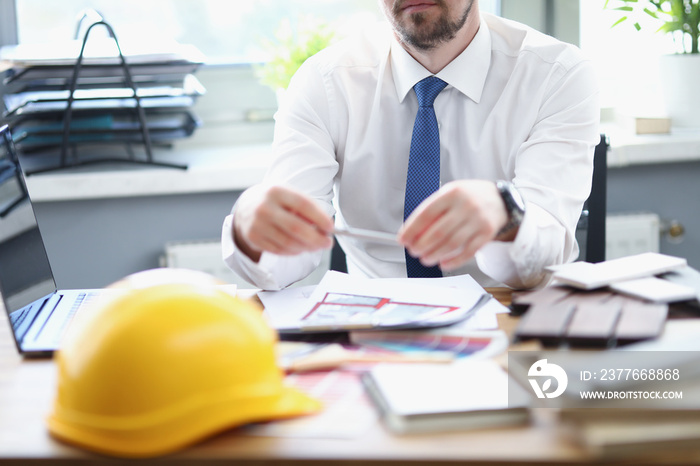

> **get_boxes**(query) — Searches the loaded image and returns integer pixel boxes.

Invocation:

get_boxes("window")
[14,0,384,64]
[579,0,675,115]
[5,1,513,148]
[15,0,500,64]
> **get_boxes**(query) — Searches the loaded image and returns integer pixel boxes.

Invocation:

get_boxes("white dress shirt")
[223,13,600,291]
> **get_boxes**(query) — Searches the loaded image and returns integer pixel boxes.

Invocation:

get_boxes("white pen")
[332,226,399,245]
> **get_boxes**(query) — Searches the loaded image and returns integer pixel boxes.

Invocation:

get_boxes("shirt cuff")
[221,213,325,290]
[476,203,567,289]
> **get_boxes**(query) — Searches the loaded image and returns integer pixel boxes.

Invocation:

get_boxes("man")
[222,0,599,290]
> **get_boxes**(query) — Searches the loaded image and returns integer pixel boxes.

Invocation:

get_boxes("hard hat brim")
[47,384,322,458]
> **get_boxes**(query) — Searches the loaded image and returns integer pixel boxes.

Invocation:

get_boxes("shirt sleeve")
[222,212,327,291]
[221,55,339,290]
[477,58,600,290]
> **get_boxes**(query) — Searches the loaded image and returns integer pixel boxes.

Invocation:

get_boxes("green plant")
[604,0,700,53]
[256,17,337,90]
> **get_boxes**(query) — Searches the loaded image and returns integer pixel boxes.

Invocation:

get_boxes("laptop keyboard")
[10,300,42,329]
[34,291,99,348]
[53,292,97,342]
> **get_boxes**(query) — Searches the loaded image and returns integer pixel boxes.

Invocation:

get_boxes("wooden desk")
[0,288,697,465]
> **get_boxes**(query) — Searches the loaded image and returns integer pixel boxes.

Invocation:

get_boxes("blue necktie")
[404,76,447,278]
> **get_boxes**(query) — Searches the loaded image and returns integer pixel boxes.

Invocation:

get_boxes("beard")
[390,0,474,51]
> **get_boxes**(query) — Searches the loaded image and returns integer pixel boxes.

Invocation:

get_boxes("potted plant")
[256,17,337,106]
[604,0,700,127]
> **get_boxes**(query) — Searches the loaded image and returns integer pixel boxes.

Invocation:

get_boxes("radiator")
[162,239,331,288]
[161,240,242,284]
[606,212,660,261]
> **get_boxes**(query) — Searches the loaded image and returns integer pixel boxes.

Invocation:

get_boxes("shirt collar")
[390,15,491,104]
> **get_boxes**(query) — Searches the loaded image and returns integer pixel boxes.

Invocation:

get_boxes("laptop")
[0,124,106,357]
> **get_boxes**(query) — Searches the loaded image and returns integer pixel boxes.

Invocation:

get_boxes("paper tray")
[13,111,200,150]
[2,75,204,118]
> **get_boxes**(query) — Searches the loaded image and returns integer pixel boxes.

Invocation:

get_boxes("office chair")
[330,134,609,272]
[579,134,608,263]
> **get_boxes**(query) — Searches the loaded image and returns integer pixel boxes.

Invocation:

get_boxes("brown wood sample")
[514,301,576,345]
[510,285,573,315]
[615,299,668,345]
[566,302,622,347]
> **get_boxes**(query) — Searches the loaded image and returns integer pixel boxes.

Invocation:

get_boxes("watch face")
[497,181,525,229]
[509,184,525,212]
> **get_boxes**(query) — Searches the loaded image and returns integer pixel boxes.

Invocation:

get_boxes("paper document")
[260,271,492,333]
[0,38,205,66]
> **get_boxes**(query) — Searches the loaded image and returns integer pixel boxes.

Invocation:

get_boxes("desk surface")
[0,288,698,465]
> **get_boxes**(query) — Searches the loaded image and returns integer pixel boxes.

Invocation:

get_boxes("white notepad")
[362,361,530,434]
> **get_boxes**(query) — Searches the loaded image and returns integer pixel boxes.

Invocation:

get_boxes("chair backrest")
[331,134,610,271]
[580,134,608,263]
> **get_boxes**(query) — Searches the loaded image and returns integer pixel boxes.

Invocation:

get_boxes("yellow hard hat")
[46,268,321,458]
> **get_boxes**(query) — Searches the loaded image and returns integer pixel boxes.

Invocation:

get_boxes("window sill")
[24,143,273,202]
[605,124,700,168]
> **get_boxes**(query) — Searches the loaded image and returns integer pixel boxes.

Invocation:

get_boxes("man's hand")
[232,185,334,262]
[398,180,512,272]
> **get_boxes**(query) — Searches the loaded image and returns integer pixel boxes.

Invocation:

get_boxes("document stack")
[0,19,205,174]
[506,256,700,458]
[560,338,700,459]
[363,361,530,434]
[508,324,700,459]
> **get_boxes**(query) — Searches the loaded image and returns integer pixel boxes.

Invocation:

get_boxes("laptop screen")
[0,125,57,337]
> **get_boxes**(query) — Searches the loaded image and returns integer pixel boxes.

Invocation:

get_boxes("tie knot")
[414,76,447,107]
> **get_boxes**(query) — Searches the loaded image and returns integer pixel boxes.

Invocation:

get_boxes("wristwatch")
[495,180,525,237]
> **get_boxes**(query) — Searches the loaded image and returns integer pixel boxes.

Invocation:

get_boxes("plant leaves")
[602,0,700,54]
[612,16,629,27]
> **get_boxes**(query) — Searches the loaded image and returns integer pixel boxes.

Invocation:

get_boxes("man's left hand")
[398,180,512,272]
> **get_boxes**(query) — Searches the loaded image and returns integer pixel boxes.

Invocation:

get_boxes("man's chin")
[399,24,442,48]
[398,14,437,36]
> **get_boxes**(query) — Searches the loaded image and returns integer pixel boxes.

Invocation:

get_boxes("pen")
[332,227,399,245]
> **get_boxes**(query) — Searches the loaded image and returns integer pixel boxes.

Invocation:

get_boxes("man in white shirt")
[222,0,599,290]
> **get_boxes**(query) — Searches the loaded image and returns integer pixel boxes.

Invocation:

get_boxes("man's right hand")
[232,185,334,262]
